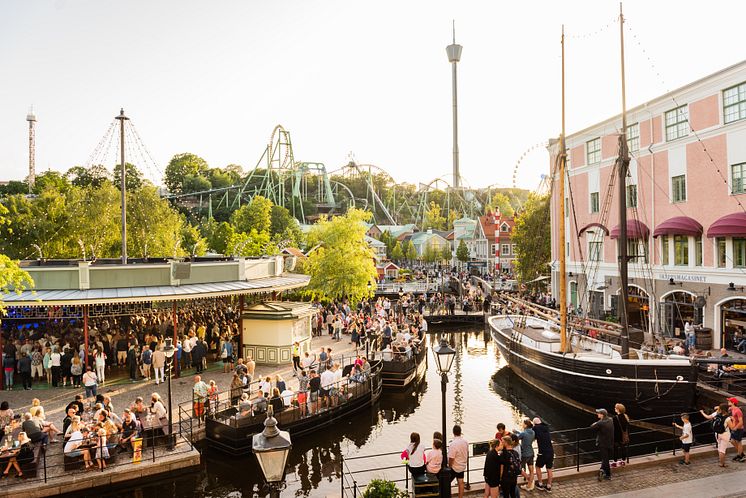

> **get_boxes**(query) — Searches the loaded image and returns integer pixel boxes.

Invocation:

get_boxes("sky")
[1,0,744,190]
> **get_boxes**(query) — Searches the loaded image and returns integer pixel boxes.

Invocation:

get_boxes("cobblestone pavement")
[524,451,746,498]
[0,334,358,429]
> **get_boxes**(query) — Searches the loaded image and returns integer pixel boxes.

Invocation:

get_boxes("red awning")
[653,216,703,238]
[610,220,650,239]
[706,212,746,237]
[578,222,609,237]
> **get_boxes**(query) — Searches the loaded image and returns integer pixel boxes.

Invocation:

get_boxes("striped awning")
[706,212,746,237]
[610,220,650,239]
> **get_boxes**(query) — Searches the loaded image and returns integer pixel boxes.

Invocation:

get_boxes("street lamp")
[253,407,292,498]
[434,338,456,498]
[163,337,175,450]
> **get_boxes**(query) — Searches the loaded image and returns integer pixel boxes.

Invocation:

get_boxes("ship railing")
[205,368,377,429]
[176,352,378,425]
[338,410,716,495]
[693,357,746,397]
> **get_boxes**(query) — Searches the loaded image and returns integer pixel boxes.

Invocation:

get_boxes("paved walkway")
[532,450,746,498]
[1,334,358,430]
[598,469,746,498]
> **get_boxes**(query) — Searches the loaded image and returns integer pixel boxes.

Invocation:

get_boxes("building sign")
[657,273,707,283]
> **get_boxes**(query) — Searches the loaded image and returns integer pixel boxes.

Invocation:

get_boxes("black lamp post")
[252,407,292,498]
[163,337,175,450]
[434,338,456,498]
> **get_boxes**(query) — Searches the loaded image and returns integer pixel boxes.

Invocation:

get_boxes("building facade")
[550,60,746,351]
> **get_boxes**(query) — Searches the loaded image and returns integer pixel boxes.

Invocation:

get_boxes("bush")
[362,478,409,498]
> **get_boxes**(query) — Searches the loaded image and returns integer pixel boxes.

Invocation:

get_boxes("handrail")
[339,410,715,492]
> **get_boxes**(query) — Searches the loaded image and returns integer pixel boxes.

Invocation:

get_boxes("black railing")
[339,411,717,496]
[0,408,196,488]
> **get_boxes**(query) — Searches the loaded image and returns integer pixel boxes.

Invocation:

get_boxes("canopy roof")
[653,216,703,237]
[2,274,310,307]
[706,212,746,237]
[610,220,650,239]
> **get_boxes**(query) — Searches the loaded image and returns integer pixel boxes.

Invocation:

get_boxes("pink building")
[550,60,746,351]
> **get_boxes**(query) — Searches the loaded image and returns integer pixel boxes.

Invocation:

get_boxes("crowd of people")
[0,300,241,391]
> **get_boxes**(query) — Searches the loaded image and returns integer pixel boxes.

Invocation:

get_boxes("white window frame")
[627,123,640,152]
[586,137,601,164]
[665,105,689,142]
[671,174,687,203]
[724,82,746,124]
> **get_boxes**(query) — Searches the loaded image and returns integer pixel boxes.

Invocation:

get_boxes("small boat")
[379,345,427,390]
[205,359,383,455]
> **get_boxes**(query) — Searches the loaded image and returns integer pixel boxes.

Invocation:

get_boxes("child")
[673,413,693,465]
[95,428,109,470]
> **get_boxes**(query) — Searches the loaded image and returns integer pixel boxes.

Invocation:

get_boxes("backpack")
[713,414,727,434]
[505,449,521,479]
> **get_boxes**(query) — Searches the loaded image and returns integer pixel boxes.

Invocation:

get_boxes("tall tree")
[423,201,446,230]
[456,239,469,263]
[66,183,120,258]
[231,195,273,235]
[112,163,145,191]
[303,208,377,303]
[226,229,274,257]
[202,219,236,255]
[164,153,209,194]
[404,239,417,262]
[491,192,515,217]
[391,240,404,261]
[66,165,111,189]
[270,204,302,247]
[512,193,550,283]
[440,245,453,263]
[32,171,70,194]
[0,203,33,309]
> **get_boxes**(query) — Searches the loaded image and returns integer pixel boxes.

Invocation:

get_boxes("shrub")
[362,478,409,498]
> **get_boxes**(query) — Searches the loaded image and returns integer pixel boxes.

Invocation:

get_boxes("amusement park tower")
[26,106,36,193]
[446,22,462,189]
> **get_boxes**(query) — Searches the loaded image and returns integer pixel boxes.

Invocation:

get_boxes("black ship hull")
[380,346,428,390]
[489,316,697,420]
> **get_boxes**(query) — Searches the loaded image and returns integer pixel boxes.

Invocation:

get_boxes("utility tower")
[446,21,462,189]
[26,107,36,193]
[115,108,129,264]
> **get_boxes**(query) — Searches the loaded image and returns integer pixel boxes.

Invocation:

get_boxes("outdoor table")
[138,415,165,447]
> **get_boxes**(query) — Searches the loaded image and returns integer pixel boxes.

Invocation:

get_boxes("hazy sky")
[1,0,743,190]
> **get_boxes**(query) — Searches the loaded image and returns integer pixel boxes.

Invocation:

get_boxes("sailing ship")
[380,344,428,390]
[489,6,698,420]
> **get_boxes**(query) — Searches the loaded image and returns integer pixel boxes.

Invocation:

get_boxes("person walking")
[592,408,615,481]
[50,347,61,387]
[532,417,554,492]
[192,375,209,422]
[291,342,301,375]
[18,353,32,390]
[140,345,152,381]
[673,413,693,465]
[702,403,735,467]
[612,403,629,467]
[727,397,745,462]
[82,366,98,398]
[94,348,106,385]
[221,337,234,374]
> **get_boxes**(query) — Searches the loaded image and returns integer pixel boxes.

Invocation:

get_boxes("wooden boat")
[380,345,427,390]
[489,7,698,420]
[205,359,383,455]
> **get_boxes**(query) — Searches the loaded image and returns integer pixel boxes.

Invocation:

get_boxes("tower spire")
[26,106,37,193]
[446,22,463,189]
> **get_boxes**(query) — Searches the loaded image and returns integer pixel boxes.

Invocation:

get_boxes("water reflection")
[92,329,583,498]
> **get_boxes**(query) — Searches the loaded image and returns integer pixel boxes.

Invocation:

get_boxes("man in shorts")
[532,417,554,492]
[448,425,468,498]
[728,397,745,462]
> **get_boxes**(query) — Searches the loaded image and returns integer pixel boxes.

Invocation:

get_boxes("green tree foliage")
[423,243,440,263]
[231,195,273,235]
[0,181,28,196]
[226,229,274,257]
[66,165,111,189]
[378,230,395,257]
[0,203,34,309]
[440,245,453,263]
[32,171,70,194]
[0,189,70,258]
[447,209,460,229]
[512,192,551,283]
[404,239,417,261]
[164,153,209,194]
[67,183,121,258]
[112,163,145,191]
[362,479,408,498]
[423,201,446,230]
[270,204,303,247]
[490,192,515,217]
[303,208,377,303]
[456,239,469,262]
[202,219,236,255]
[391,240,404,260]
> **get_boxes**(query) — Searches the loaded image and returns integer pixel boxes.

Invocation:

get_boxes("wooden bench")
[18,443,44,478]
[63,439,121,471]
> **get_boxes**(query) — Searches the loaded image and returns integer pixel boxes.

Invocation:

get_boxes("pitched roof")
[281,247,307,260]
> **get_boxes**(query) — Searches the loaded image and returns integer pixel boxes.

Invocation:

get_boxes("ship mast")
[617,2,631,358]
[558,25,568,353]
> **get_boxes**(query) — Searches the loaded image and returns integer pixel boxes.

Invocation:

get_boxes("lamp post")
[253,407,292,498]
[434,338,456,498]
[163,337,175,450]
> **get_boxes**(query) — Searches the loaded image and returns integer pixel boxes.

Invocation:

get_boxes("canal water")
[100,328,594,497]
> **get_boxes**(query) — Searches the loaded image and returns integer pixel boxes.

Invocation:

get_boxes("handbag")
[621,430,630,445]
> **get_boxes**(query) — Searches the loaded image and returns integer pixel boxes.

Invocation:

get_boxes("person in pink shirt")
[425,438,443,474]
[448,425,469,498]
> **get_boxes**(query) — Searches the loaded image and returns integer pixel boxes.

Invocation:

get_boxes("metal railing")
[0,407,196,488]
[339,411,717,496]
